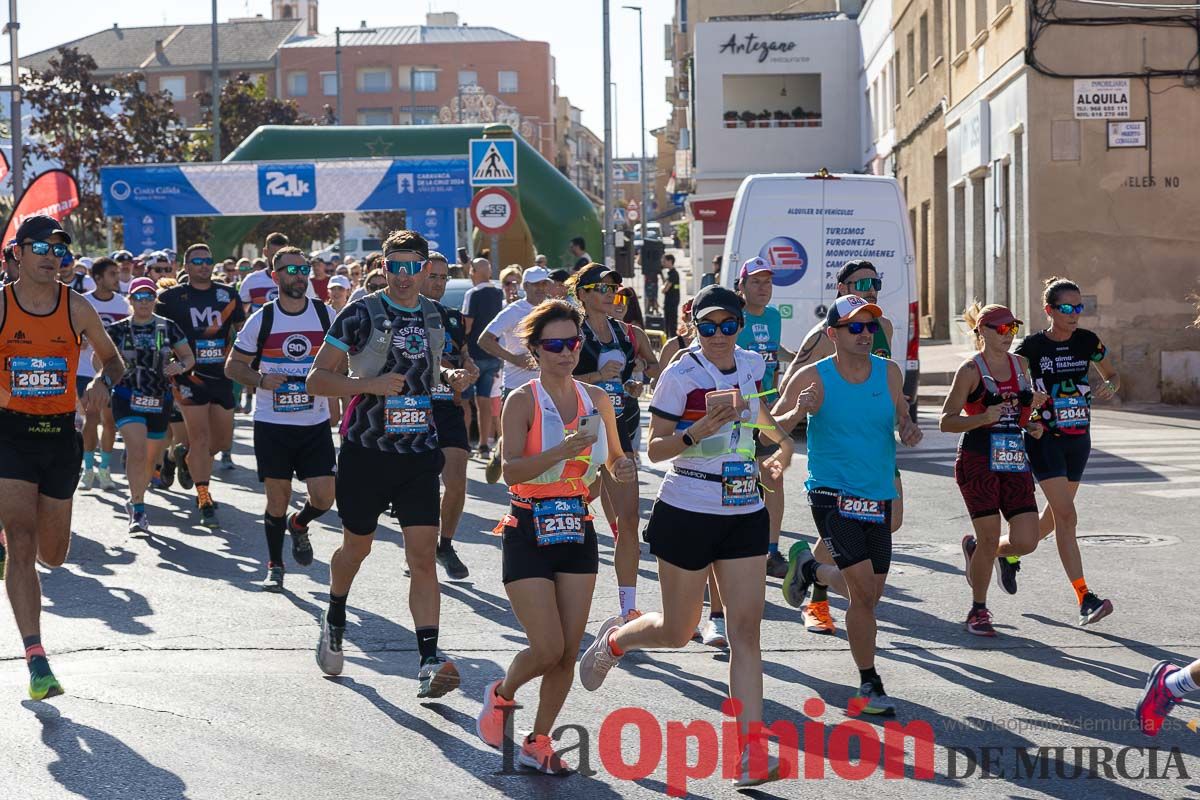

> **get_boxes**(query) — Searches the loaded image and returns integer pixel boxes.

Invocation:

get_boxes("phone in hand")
[705,389,743,416]
[577,412,601,439]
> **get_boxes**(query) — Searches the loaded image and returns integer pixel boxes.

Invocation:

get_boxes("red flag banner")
[2,169,80,244]
[0,150,10,186]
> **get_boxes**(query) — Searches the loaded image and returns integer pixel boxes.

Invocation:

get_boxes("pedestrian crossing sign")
[469,139,517,187]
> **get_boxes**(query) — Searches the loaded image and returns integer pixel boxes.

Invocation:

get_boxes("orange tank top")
[509,380,600,501]
[0,283,82,417]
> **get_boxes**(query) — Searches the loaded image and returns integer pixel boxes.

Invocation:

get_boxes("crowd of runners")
[0,215,1191,787]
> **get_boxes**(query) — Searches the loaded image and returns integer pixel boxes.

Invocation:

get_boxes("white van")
[721,171,919,409]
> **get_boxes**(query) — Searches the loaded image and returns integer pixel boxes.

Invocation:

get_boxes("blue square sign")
[258,163,317,212]
[469,139,517,186]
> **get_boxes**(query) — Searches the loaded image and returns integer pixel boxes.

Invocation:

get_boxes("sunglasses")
[985,322,1021,336]
[535,336,582,353]
[28,241,69,258]
[847,277,883,292]
[366,282,387,291]
[282,264,312,276]
[130,291,156,302]
[189,257,214,266]
[612,294,628,307]
[697,318,740,337]
[1053,303,1084,315]
[150,266,172,274]
[836,320,882,335]
[580,283,616,295]
[503,280,520,288]
[385,259,425,276]
[425,274,449,282]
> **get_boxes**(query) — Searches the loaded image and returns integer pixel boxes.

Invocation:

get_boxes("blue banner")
[409,207,457,255]
[128,212,175,253]
[102,165,220,218]
[357,159,470,212]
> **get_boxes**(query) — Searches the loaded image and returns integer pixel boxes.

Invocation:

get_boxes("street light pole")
[609,81,618,157]
[5,0,22,196]
[602,0,614,267]
[333,26,376,255]
[623,5,647,241]
[210,0,220,161]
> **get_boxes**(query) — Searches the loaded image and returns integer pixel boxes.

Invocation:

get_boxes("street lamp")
[609,81,618,156]
[334,25,378,125]
[602,0,614,267]
[623,5,648,242]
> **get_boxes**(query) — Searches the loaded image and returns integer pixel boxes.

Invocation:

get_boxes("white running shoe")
[700,617,728,649]
[578,615,623,691]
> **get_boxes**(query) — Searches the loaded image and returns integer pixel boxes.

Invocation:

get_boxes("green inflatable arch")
[210,124,600,265]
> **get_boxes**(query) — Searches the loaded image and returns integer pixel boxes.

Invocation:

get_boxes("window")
[357,108,393,125]
[321,71,337,96]
[955,0,967,52]
[159,76,185,99]
[413,69,437,92]
[885,64,894,126]
[906,32,915,89]
[975,0,987,35]
[498,70,519,93]
[458,69,477,88]
[720,73,822,128]
[358,68,391,94]
[287,71,308,97]
[893,50,901,104]
[919,14,929,75]
[934,0,945,60]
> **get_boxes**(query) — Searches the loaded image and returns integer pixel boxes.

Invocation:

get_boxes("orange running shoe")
[519,734,572,775]
[622,608,643,624]
[476,679,516,749]
[802,600,836,635]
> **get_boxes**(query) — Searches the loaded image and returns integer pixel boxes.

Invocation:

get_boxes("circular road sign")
[470,187,518,235]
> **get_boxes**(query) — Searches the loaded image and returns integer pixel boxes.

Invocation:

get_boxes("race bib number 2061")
[10,357,68,397]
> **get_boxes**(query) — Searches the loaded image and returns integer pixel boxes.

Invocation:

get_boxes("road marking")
[1142,487,1200,498]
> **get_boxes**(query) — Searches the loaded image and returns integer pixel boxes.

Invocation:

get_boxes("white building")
[857,0,896,174]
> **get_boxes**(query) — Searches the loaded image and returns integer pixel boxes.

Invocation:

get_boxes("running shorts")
[336,442,444,535]
[1025,431,1091,483]
[500,500,599,584]
[953,449,1038,521]
[112,392,172,439]
[174,374,236,410]
[254,420,336,483]
[0,413,82,500]
[808,487,893,574]
[643,499,769,571]
[433,400,470,452]
[615,397,639,454]
[470,356,501,400]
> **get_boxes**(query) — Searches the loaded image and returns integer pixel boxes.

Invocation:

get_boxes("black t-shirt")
[640,240,665,275]
[573,255,591,271]
[462,283,504,360]
[106,315,188,399]
[155,283,245,381]
[663,267,681,299]
[433,301,468,412]
[1015,328,1107,435]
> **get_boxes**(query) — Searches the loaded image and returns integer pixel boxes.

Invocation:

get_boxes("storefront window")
[721,74,822,129]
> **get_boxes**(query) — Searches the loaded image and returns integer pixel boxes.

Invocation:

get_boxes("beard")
[282,284,307,299]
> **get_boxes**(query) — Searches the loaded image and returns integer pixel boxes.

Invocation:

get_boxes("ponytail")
[1043,276,1080,307]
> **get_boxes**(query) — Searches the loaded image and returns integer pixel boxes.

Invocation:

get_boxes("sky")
[13,0,674,160]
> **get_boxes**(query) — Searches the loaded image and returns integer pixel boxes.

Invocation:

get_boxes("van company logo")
[759,237,808,287]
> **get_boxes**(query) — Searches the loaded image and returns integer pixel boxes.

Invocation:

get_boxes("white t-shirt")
[648,347,766,515]
[233,300,330,426]
[79,291,132,378]
[239,269,316,312]
[481,298,539,391]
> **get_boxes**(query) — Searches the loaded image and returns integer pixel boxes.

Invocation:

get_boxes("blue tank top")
[805,355,897,500]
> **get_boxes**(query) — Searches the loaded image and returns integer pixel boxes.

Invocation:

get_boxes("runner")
[155,242,246,528]
[227,246,336,591]
[0,214,124,699]
[662,254,681,338]
[111,250,135,294]
[939,303,1048,635]
[306,229,461,698]
[578,285,795,787]
[477,299,636,773]
[479,267,552,482]
[422,251,479,580]
[568,264,660,620]
[77,258,131,492]
[546,268,570,300]
[775,294,921,715]
[462,258,505,457]
[1014,277,1120,626]
[104,277,194,534]
[775,259,900,635]
[1137,657,1200,736]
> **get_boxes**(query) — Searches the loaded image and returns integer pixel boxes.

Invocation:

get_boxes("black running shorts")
[174,374,235,410]
[1025,431,1091,483]
[112,392,172,439]
[336,442,444,535]
[808,487,893,574]
[253,420,336,483]
[643,499,769,572]
[0,421,82,501]
[433,400,470,452]
[501,501,599,584]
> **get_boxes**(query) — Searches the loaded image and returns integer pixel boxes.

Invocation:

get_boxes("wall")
[859,0,896,171]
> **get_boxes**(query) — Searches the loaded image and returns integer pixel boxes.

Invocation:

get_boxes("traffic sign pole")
[489,234,499,273]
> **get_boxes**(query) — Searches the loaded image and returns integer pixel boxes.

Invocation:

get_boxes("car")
[441,278,473,312]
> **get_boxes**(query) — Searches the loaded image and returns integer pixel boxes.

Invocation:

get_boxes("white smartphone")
[577,413,601,438]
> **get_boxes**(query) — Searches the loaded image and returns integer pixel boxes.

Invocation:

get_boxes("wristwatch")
[681,431,696,448]
[100,374,114,390]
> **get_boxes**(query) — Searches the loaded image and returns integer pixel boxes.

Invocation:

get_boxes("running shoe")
[286,513,315,567]
[476,679,517,749]
[802,601,837,635]
[781,541,815,608]
[1079,592,1114,626]
[126,503,146,536]
[199,502,220,529]
[732,748,782,790]
[28,667,64,701]
[416,654,461,699]
[160,455,176,489]
[519,734,572,775]
[484,449,503,484]
[219,451,235,471]
[436,540,470,580]
[579,615,624,691]
[261,563,285,592]
[174,446,193,490]
[149,475,167,491]
[0,528,7,582]
[1136,661,1181,736]
[700,617,727,649]
[316,613,344,676]
[765,550,788,579]
[78,469,95,491]
[476,444,491,459]
[965,606,996,637]
[961,534,976,587]
[994,556,1021,595]
[854,682,897,716]
[96,468,116,491]
[133,511,151,536]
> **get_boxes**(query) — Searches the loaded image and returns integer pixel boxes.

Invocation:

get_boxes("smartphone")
[705,389,741,414]
[577,413,601,438]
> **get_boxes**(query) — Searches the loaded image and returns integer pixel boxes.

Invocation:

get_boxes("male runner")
[422,252,479,579]
[78,258,131,491]
[156,242,245,527]
[461,258,504,456]
[778,294,921,714]
[0,215,124,699]
[306,229,461,698]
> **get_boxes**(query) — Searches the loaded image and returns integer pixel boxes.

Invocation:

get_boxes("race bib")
[10,357,68,397]
[532,497,586,546]
[1053,396,1089,429]
[272,380,313,413]
[721,461,759,507]
[838,493,887,524]
[385,394,432,435]
[598,380,625,412]
[756,344,779,365]
[431,382,454,403]
[989,432,1028,473]
[195,338,225,365]
[130,392,164,413]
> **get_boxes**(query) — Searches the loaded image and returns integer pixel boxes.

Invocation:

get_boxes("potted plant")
[723,110,739,128]
[792,106,806,128]
[739,110,756,128]
[774,110,790,128]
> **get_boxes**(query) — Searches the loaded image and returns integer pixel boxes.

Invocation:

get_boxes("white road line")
[1141,487,1200,498]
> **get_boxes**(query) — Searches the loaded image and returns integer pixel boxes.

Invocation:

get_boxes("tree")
[361,211,407,240]
[193,72,311,157]
[109,73,190,164]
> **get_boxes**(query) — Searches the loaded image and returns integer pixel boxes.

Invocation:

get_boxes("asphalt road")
[2,405,1199,799]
